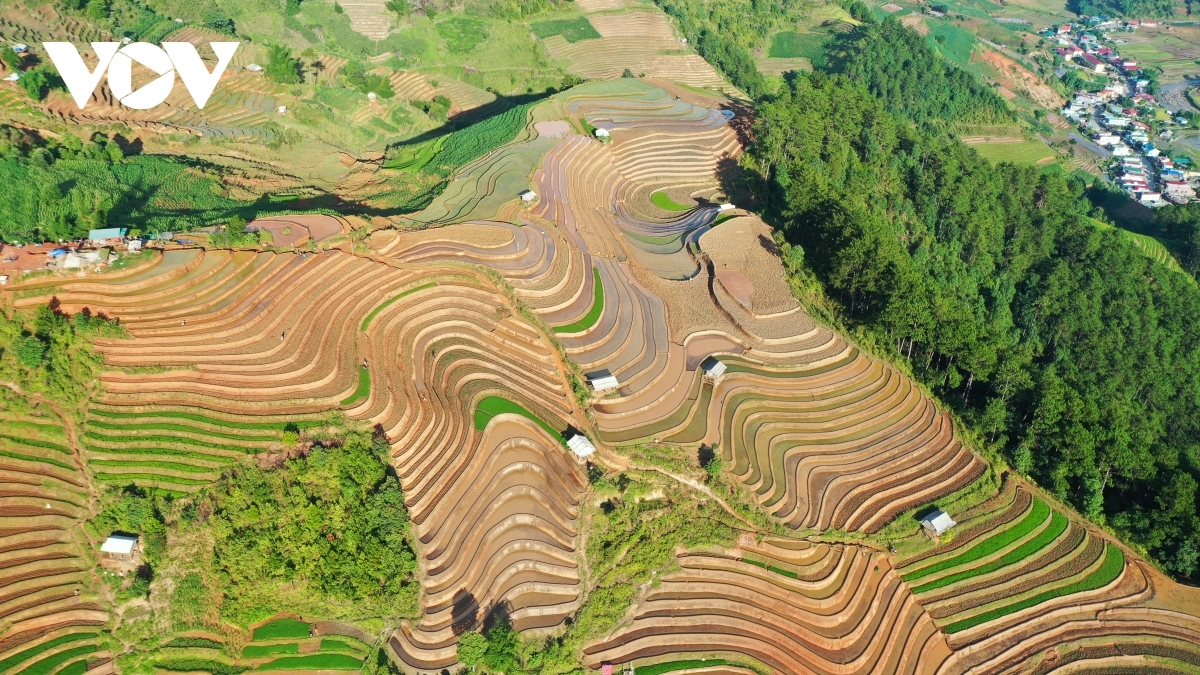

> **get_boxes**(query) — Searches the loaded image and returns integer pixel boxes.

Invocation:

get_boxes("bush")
[203,12,236,34]
[14,335,45,368]
[264,45,302,85]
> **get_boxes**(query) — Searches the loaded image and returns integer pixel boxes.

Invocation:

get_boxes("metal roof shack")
[88,227,127,243]
[588,370,619,392]
[701,357,727,379]
[519,189,538,202]
[100,534,139,558]
[566,433,595,458]
[920,510,957,536]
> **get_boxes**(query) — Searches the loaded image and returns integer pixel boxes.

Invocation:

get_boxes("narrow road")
[1071,132,1111,159]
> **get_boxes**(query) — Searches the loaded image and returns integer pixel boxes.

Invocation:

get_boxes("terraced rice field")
[0,389,109,675]
[6,77,1200,675]
[538,4,743,97]
[585,538,953,674]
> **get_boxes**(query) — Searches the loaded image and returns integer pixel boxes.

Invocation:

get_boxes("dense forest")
[1067,0,1179,18]
[742,15,1200,581]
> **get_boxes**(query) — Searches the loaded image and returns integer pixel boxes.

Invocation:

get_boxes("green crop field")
[768,31,830,61]
[385,102,533,177]
[243,643,299,658]
[251,619,311,641]
[253,654,363,671]
[912,511,1068,594]
[903,499,1051,582]
[969,140,1056,166]
[532,17,601,43]
[742,557,799,579]
[944,544,1125,633]
[15,645,98,675]
[473,396,565,443]
[636,660,735,675]
[341,367,371,406]
[156,658,249,675]
[553,268,604,334]
[0,634,97,673]
[651,191,693,211]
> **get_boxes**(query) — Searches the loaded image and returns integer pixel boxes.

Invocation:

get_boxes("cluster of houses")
[1050,19,1200,205]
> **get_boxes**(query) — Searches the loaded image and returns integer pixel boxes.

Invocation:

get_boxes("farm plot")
[584,539,952,674]
[0,388,108,670]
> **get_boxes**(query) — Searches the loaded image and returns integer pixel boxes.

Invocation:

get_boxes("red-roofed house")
[1081,53,1106,72]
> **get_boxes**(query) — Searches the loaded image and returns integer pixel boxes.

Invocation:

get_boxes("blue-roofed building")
[88,228,127,244]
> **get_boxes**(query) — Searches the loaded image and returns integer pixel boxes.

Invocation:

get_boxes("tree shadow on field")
[450,589,478,635]
[715,155,756,212]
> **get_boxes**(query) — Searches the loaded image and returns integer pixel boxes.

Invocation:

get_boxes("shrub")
[264,45,302,85]
[14,335,45,367]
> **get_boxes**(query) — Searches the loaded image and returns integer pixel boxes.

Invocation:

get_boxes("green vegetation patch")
[88,409,322,431]
[531,17,601,43]
[0,633,97,673]
[742,557,798,579]
[437,17,489,53]
[472,396,565,443]
[970,140,1056,167]
[15,645,98,675]
[0,448,75,470]
[912,511,1069,594]
[768,30,829,61]
[242,643,299,658]
[636,660,735,675]
[903,499,1051,582]
[251,619,311,641]
[341,367,371,406]
[86,420,278,442]
[650,191,693,212]
[164,637,224,649]
[157,658,249,675]
[944,544,1125,633]
[55,660,89,675]
[385,102,534,177]
[253,654,363,671]
[552,268,604,334]
[318,639,362,653]
[362,282,438,331]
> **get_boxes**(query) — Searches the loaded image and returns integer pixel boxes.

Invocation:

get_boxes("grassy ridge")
[553,268,604,334]
[361,282,438,331]
[384,102,535,176]
[251,619,311,641]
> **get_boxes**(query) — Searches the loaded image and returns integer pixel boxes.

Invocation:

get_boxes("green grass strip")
[88,446,237,462]
[0,418,65,435]
[902,499,1050,582]
[944,543,1125,634]
[713,213,738,226]
[93,472,211,486]
[253,654,362,671]
[163,638,224,649]
[90,459,218,475]
[55,660,89,675]
[742,557,799,579]
[86,420,278,442]
[317,639,362,653]
[553,268,603,334]
[361,282,438,331]
[341,367,371,406]
[251,619,310,641]
[636,660,734,675]
[242,643,299,658]
[0,633,96,672]
[15,645,98,675]
[83,431,256,453]
[0,448,75,470]
[472,396,565,444]
[650,190,693,211]
[912,511,1069,594]
[156,658,249,675]
[0,433,72,455]
[88,409,323,430]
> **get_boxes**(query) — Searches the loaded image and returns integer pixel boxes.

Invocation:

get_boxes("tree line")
[740,15,1200,581]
